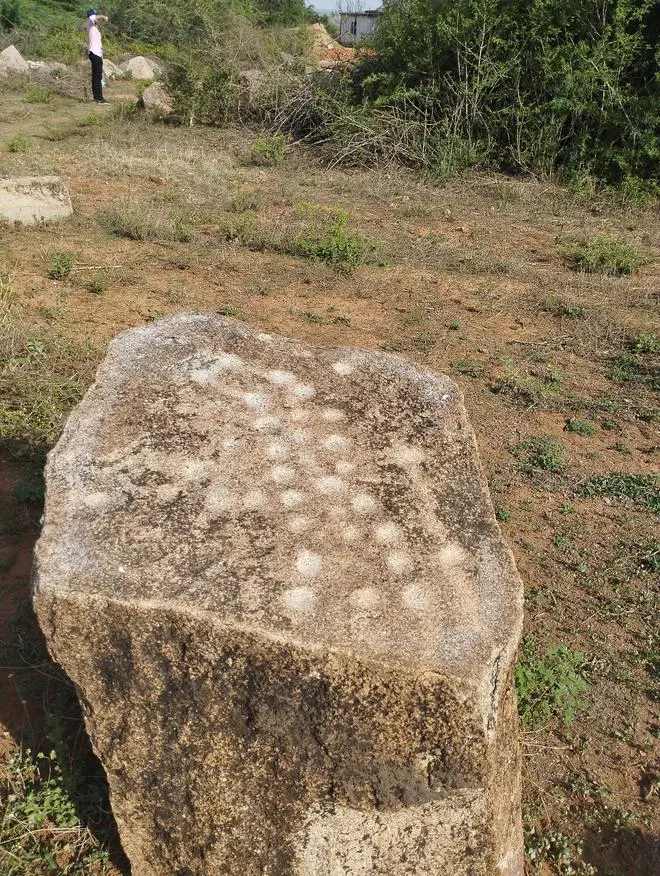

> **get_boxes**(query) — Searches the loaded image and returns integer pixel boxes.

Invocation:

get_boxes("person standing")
[86,9,108,104]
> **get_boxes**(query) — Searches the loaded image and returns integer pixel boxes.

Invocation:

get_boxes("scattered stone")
[0,45,29,76]
[0,177,73,225]
[139,81,173,116]
[120,56,160,81]
[34,314,524,876]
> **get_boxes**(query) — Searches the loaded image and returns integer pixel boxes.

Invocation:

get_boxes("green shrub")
[294,210,367,266]
[368,0,658,184]
[250,133,286,167]
[46,251,75,281]
[23,82,53,103]
[557,236,642,275]
[515,641,589,729]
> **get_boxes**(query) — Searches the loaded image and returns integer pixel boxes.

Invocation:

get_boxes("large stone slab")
[0,176,73,224]
[34,314,524,875]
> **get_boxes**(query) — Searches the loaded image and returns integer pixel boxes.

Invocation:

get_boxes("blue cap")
[87,9,97,17]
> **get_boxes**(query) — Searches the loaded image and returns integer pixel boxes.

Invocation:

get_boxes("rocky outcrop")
[34,314,524,876]
[0,177,73,224]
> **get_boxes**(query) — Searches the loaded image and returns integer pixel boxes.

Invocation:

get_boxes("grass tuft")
[557,236,642,276]
[581,473,659,514]
[515,640,589,729]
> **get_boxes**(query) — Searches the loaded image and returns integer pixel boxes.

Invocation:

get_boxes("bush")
[364,0,658,184]
[557,236,642,275]
[250,133,286,167]
[6,133,27,152]
[23,82,53,103]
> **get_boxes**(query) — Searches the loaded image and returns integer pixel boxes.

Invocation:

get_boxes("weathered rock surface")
[139,81,173,115]
[0,176,73,224]
[34,314,524,876]
[0,44,29,76]
[120,55,160,80]
[101,59,121,80]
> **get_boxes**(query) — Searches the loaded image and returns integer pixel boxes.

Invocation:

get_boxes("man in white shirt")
[86,9,109,104]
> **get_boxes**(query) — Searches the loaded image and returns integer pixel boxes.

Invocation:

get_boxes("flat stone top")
[35,314,522,682]
[0,177,72,224]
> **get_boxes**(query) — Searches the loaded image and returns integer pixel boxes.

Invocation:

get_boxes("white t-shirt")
[86,16,103,57]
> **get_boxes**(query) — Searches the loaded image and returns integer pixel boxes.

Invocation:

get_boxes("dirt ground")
[1,76,658,874]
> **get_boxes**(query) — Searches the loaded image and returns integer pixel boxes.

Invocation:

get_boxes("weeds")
[557,236,642,276]
[250,133,286,167]
[524,824,596,875]
[565,418,597,437]
[294,211,367,267]
[6,134,28,152]
[606,353,659,391]
[23,82,53,103]
[492,359,562,407]
[227,193,260,213]
[517,436,566,474]
[515,641,589,729]
[581,473,659,514]
[0,748,112,875]
[47,251,75,281]
[634,333,659,355]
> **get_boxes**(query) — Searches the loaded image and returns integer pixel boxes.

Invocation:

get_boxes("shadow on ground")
[0,450,129,873]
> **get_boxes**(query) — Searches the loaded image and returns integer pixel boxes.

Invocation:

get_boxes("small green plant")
[250,133,286,167]
[295,211,367,267]
[216,304,239,317]
[557,236,642,276]
[565,418,597,437]
[0,747,111,873]
[524,824,596,875]
[581,473,659,513]
[24,82,54,103]
[228,193,260,213]
[515,641,589,729]
[46,251,75,281]
[495,506,511,522]
[297,309,325,325]
[86,278,105,295]
[634,333,659,354]
[517,436,566,474]
[560,302,586,319]
[6,134,27,152]
[447,320,460,330]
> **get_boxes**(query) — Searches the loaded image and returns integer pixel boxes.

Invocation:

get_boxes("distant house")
[338,10,380,46]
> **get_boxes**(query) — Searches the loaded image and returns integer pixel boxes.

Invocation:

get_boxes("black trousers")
[89,52,103,101]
